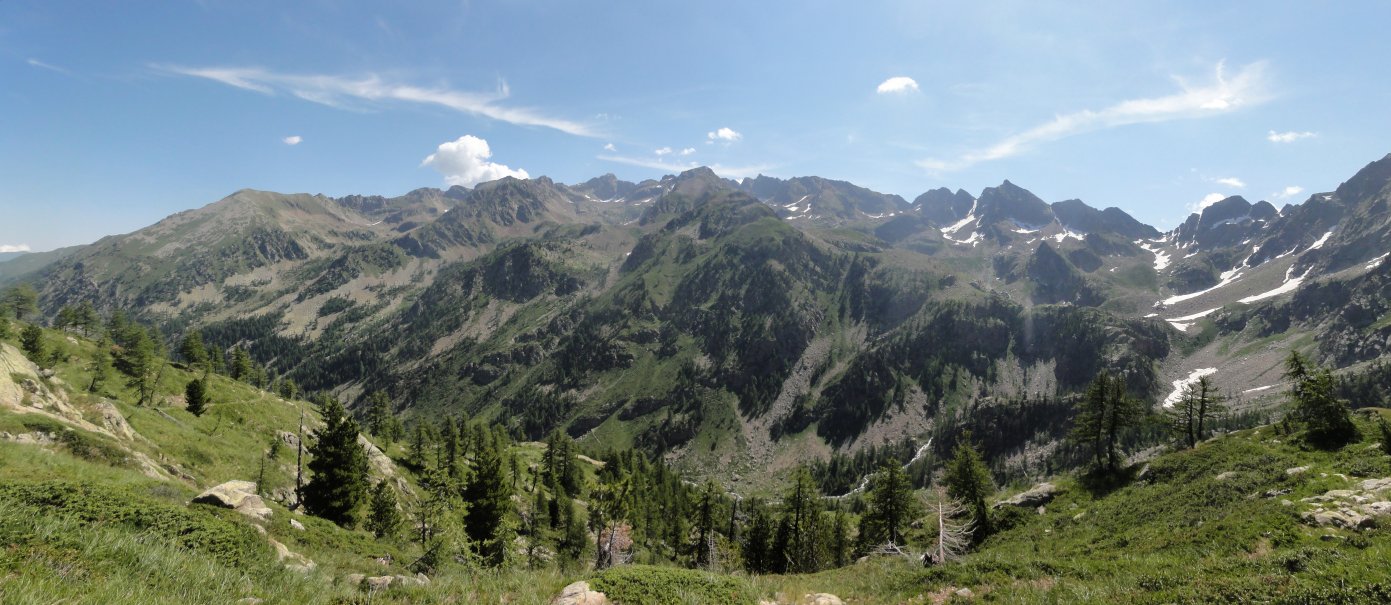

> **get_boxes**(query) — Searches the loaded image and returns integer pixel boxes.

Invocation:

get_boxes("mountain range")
[7,153,1391,488]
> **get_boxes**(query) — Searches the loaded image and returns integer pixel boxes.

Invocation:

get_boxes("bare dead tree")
[925,487,973,566]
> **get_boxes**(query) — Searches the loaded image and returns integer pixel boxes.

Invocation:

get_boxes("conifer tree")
[464,436,513,567]
[779,467,824,573]
[742,499,774,574]
[179,331,207,369]
[87,339,112,393]
[303,397,371,527]
[862,460,916,547]
[692,481,721,569]
[555,493,587,564]
[1,284,37,320]
[185,378,208,416]
[1167,375,1227,449]
[119,326,161,406]
[1286,351,1358,449]
[944,432,994,542]
[366,480,403,539]
[20,324,44,363]
[0,315,9,340]
[75,301,100,338]
[366,391,392,439]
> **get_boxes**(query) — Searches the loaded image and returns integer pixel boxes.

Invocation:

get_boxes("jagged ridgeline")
[10,155,1391,487]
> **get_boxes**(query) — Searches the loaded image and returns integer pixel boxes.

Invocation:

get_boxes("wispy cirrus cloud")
[1267,130,1316,143]
[920,61,1270,172]
[26,58,71,75]
[597,154,772,180]
[1214,177,1246,188]
[153,64,597,137]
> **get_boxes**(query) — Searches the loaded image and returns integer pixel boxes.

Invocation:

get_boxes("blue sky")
[3,1,1391,251]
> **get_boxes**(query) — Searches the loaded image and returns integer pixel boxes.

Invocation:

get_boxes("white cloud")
[282,135,302,146]
[422,135,529,187]
[876,76,919,94]
[679,148,696,156]
[1214,177,1245,188]
[1267,130,1316,143]
[654,147,673,156]
[603,143,617,152]
[1190,192,1229,212]
[919,61,1270,172]
[597,155,772,180]
[26,58,70,75]
[707,127,742,143]
[1272,185,1305,200]
[154,64,596,137]
[0,244,32,253]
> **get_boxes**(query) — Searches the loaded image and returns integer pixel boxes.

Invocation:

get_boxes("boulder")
[277,431,301,451]
[94,400,136,441]
[1286,465,1311,476]
[955,587,976,598]
[365,576,394,591]
[1215,471,1237,481]
[345,574,366,586]
[268,538,316,571]
[993,482,1060,509]
[1360,477,1391,492]
[1364,501,1391,517]
[552,581,609,605]
[394,573,429,587]
[803,594,844,605]
[290,518,306,531]
[192,481,272,521]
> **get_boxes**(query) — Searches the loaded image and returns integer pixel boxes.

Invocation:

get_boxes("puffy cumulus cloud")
[876,76,919,94]
[679,148,696,156]
[282,135,303,146]
[0,244,32,253]
[707,127,741,143]
[654,147,673,156]
[920,61,1270,172]
[1214,177,1245,188]
[1267,130,1316,143]
[422,135,528,187]
[1272,185,1305,200]
[603,143,617,151]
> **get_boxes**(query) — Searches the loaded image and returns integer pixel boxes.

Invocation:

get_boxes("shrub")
[589,565,757,605]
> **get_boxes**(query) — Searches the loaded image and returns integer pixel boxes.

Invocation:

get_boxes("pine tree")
[742,499,774,574]
[944,433,994,543]
[303,397,371,527]
[185,378,208,416]
[409,423,431,470]
[1,284,38,320]
[20,324,44,363]
[1378,416,1391,457]
[464,437,513,567]
[230,346,253,382]
[1286,351,1358,449]
[863,461,916,547]
[366,481,403,539]
[0,315,9,340]
[830,508,851,568]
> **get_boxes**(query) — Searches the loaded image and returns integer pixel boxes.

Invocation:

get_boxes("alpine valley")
[9,153,1391,493]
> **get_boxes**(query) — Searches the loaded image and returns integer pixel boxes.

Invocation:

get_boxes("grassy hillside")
[4,323,1391,603]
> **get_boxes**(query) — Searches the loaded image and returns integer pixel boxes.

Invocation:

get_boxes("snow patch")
[1137,241,1171,272]
[1243,385,1276,394]
[1165,307,1221,331]
[1161,267,1243,306]
[1238,266,1311,304]
[1163,368,1218,408]
[1306,229,1334,251]
[1366,253,1389,271]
